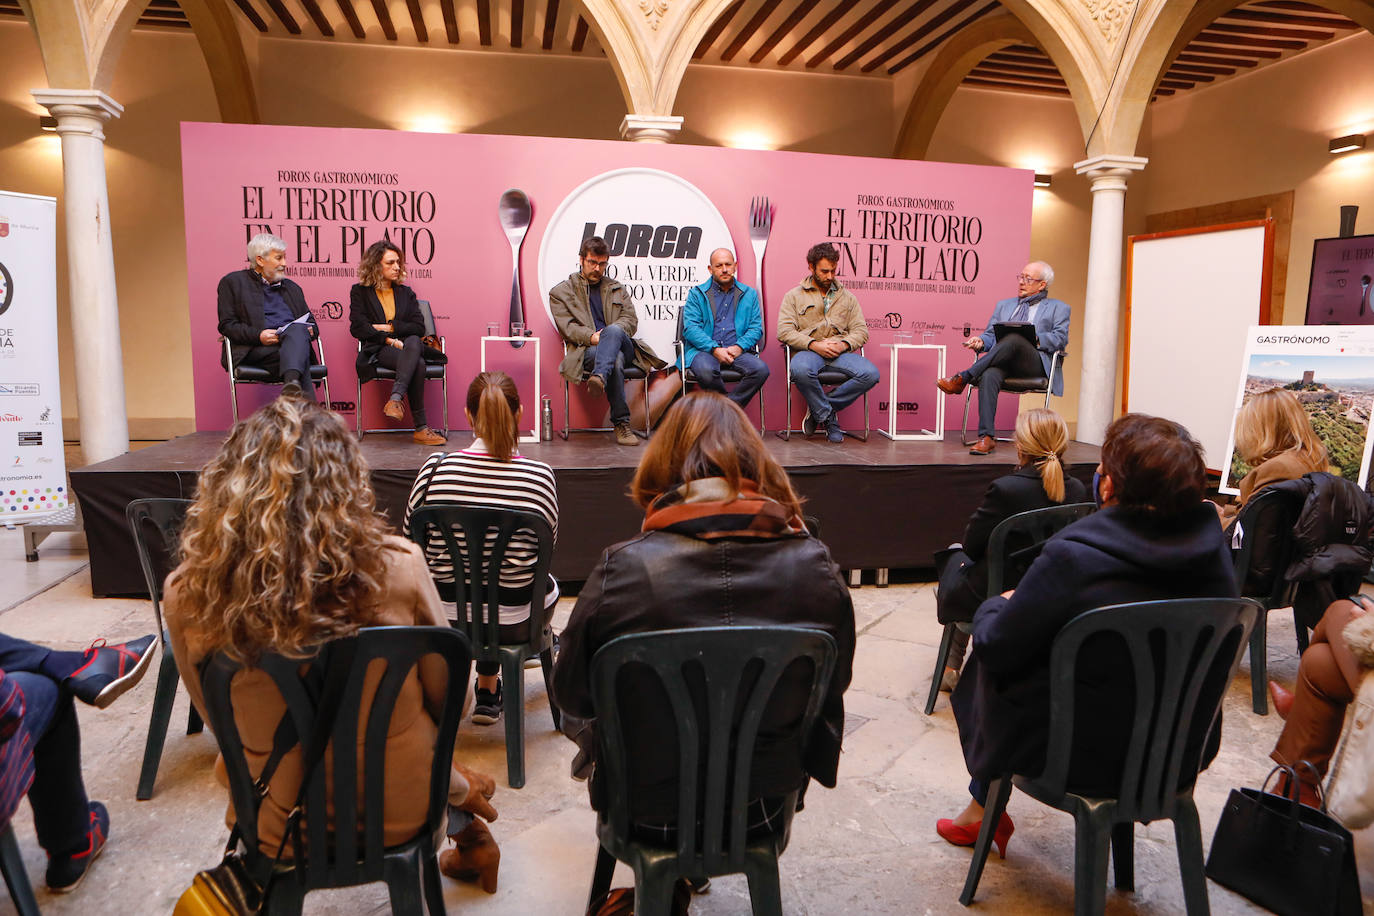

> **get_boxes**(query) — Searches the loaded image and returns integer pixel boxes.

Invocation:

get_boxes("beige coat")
[165,536,459,854]
[549,270,664,383]
[775,275,869,354]
[1221,450,1327,526]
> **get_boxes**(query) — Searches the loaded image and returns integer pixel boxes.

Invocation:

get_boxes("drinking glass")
[486,322,500,338]
[511,322,526,338]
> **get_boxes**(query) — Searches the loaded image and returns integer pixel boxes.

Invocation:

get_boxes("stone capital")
[1073,153,1148,192]
[619,114,684,143]
[32,89,123,140]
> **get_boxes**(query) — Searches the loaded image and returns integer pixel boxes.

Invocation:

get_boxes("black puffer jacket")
[551,530,856,821]
[1268,472,1374,629]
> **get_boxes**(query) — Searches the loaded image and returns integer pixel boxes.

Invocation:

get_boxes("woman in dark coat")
[937,414,1239,856]
[936,408,1088,690]
[348,240,446,445]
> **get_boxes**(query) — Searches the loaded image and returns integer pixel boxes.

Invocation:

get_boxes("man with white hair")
[937,261,1070,455]
[217,233,320,402]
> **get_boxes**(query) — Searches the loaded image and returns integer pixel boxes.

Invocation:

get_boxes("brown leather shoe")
[586,374,606,398]
[936,375,967,395]
[383,398,405,420]
[614,423,640,446]
[441,817,500,893]
[413,427,446,446]
[969,435,996,456]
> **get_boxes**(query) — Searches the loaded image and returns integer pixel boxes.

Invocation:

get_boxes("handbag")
[1327,669,1374,828]
[174,642,356,916]
[1204,763,1362,916]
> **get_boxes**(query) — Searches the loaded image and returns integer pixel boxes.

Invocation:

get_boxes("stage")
[71,431,1101,597]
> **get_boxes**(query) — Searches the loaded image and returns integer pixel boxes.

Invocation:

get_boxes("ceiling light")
[1329,134,1366,154]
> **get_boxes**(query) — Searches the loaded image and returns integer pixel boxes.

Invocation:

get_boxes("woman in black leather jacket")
[551,391,856,825]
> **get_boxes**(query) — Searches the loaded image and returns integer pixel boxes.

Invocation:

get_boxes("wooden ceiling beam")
[967,66,1065,87]
[370,0,396,39]
[1167,61,1236,75]
[541,0,559,50]
[1188,40,1283,57]
[986,51,1055,66]
[335,0,365,38]
[298,0,334,36]
[262,0,301,33]
[476,0,492,45]
[1221,9,1359,29]
[1253,0,1340,11]
[231,0,269,31]
[972,61,1063,79]
[1193,30,1305,50]
[511,0,524,48]
[405,0,427,40]
[1204,21,1332,40]
[879,0,995,74]
[722,0,782,62]
[1176,50,1257,67]
[779,0,860,66]
[833,0,940,71]
[963,76,1069,95]
[695,0,744,59]
[1163,67,1215,81]
[1159,78,1198,89]
[440,0,458,42]
[806,0,901,69]
[750,0,820,63]
[571,15,589,51]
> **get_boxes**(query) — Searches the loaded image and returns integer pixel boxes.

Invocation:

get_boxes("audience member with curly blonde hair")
[164,394,501,890]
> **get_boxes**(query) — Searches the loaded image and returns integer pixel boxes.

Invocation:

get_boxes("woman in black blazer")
[349,240,446,445]
[936,408,1088,690]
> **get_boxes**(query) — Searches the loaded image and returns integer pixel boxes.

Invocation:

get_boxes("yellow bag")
[172,852,263,916]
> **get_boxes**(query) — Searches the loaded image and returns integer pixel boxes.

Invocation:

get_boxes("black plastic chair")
[584,626,837,916]
[1230,486,1305,714]
[561,341,650,439]
[223,335,331,422]
[924,502,1095,715]
[959,349,1065,445]
[198,625,471,916]
[673,306,766,433]
[125,497,202,800]
[0,822,36,916]
[355,299,448,439]
[959,597,1260,916]
[777,344,869,441]
[406,505,558,788]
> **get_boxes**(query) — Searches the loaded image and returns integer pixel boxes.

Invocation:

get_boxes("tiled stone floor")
[0,524,1370,914]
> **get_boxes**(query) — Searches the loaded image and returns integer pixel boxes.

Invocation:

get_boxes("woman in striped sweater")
[404,371,559,725]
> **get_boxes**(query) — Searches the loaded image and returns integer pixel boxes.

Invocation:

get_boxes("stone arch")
[1111,0,1374,157]
[894,4,1102,160]
[181,0,258,123]
[579,0,740,115]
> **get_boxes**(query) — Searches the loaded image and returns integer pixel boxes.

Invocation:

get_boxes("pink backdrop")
[181,123,1034,433]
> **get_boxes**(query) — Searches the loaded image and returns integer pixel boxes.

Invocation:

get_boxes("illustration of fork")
[749,196,772,320]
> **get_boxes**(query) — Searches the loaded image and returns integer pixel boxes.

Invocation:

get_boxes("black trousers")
[962,334,1042,438]
[373,336,428,429]
[238,323,318,402]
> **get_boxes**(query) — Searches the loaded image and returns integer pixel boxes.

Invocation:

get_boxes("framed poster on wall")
[1305,234,1374,325]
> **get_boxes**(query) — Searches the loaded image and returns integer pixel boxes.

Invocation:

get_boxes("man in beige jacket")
[776,242,879,442]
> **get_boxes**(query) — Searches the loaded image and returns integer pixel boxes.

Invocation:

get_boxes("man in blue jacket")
[679,248,769,409]
[937,261,1070,456]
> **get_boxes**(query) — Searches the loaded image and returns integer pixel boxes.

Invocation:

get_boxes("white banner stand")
[0,191,70,527]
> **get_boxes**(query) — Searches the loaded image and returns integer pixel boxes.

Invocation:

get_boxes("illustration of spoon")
[498,189,532,349]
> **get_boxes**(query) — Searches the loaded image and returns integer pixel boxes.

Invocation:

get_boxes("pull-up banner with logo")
[181,124,1034,432]
[0,191,68,518]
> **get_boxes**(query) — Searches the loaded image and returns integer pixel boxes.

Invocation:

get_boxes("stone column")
[1071,154,1148,445]
[31,89,129,463]
[619,114,683,143]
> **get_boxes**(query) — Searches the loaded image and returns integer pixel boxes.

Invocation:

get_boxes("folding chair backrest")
[406,504,554,663]
[589,626,837,872]
[416,299,438,338]
[198,625,471,887]
[985,502,1095,596]
[125,497,193,629]
[1231,486,1301,605]
[1038,598,1259,821]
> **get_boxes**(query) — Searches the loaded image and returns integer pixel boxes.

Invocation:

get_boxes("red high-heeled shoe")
[936,811,1015,858]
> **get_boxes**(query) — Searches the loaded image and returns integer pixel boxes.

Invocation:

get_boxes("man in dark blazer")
[217,233,320,402]
[937,261,1070,456]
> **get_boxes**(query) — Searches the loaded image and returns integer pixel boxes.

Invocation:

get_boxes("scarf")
[642,477,805,540]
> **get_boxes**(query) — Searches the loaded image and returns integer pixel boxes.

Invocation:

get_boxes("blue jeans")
[0,633,93,857]
[583,324,637,425]
[689,351,769,408]
[788,349,879,425]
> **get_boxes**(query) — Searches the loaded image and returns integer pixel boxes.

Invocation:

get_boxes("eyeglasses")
[1016,274,1045,284]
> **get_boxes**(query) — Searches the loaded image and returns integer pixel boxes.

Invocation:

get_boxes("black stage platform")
[72,431,1101,597]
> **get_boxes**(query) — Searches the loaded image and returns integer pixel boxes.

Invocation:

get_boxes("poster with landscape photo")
[1220,326,1374,494]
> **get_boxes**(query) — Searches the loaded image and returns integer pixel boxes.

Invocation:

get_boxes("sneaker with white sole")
[64,635,157,709]
[46,801,108,893]
[472,679,503,725]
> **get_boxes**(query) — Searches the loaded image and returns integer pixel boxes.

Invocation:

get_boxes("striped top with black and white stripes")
[403,441,559,600]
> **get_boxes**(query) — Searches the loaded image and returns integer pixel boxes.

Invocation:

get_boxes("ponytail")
[465,371,520,460]
[1037,453,1066,503]
[1014,407,1070,503]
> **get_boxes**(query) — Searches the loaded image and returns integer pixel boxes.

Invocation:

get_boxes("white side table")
[480,335,541,443]
[878,343,945,441]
